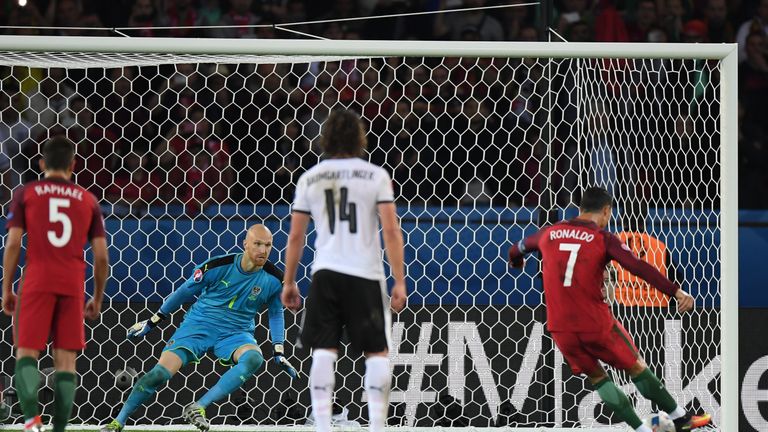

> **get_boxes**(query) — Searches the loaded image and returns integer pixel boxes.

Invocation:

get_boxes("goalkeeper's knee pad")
[237,350,264,375]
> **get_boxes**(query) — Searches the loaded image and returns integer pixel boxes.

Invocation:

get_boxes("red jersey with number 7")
[507,219,678,333]
[6,178,106,297]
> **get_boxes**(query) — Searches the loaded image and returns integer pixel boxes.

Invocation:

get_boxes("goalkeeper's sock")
[15,356,41,422]
[198,350,264,408]
[309,349,337,432]
[594,377,643,429]
[632,368,680,415]
[116,364,172,425]
[52,371,77,432]
[364,356,391,432]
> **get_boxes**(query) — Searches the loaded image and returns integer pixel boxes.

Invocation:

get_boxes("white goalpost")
[0,36,737,432]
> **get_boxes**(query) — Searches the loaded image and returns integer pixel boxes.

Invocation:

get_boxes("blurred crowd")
[0,0,764,210]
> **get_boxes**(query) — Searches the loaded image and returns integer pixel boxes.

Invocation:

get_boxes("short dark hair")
[318,109,367,157]
[579,187,613,212]
[43,135,76,171]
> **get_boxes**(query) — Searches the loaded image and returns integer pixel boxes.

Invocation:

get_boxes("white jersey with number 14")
[292,158,395,281]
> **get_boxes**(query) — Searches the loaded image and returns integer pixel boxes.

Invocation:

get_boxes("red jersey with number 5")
[507,219,678,333]
[6,178,106,297]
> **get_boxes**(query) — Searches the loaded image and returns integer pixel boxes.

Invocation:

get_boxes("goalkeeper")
[101,224,298,432]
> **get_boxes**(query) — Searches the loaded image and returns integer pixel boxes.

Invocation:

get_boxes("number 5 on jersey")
[559,243,581,287]
[48,198,72,247]
[324,187,357,234]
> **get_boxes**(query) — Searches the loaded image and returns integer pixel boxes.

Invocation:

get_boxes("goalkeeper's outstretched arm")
[127,270,208,339]
[159,277,207,315]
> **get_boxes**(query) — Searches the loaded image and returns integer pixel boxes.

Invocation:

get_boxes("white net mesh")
[0,49,722,430]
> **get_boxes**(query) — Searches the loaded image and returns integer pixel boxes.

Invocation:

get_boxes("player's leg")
[357,280,393,432]
[629,363,711,430]
[198,338,265,409]
[102,350,185,432]
[618,329,711,430]
[15,348,42,431]
[551,331,649,432]
[15,291,56,431]
[50,295,87,432]
[51,350,77,432]
[599,322,711,430]
[182,342,265,432]
[363,352,390,432]
[105,324,211,430]
[302,270,344,432]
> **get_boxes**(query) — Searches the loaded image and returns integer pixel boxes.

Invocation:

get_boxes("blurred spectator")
[45,0,104,36]
[682,19,708,42]
[127,0,159,37]
[153,106,232,211]
[199,0,223,26]
[567,20,593,41]
[106,152,154,212]
[67,95,121,199]
[23,69,75,140]
[157,0,201,38]
[6,2,46,35]
[518,25,539,41]
[740,32,768,113]
[554,0,594,37]
[267,118,314,203]
[593,0,628,41]
[704,0,735,42]
[434,0,504,41]
[661,0,687,41]
[318,0,362,34]
[626,0,658,42]
[283,0,308,24]
[0,91,33,205]
[210,0,261,38]
[737,0,768,61]
[364,0,425,39]
[647,26,670,42]
[501,0,534,40]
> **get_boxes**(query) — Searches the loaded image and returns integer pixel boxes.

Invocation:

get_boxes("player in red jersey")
[507,187,711,432]
[2,136,109,432]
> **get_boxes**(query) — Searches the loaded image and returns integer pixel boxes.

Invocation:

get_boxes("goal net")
[0,38,737,431]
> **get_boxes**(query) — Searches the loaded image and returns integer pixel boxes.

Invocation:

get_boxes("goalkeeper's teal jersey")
[159,254,285,344]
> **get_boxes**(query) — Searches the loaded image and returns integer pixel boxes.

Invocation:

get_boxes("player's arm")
[84,236,109,320]
[126,265,210,339]
[84,197,109,320]
[268,290,298,378]
[282,211,309,311]
[607,234,694,312]
[282,173,310,312]
[2,187,26,316]
[379,201,407,313]
[1,228,23,316]
[507,230,544,269]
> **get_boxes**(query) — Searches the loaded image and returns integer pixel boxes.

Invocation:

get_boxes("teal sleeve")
[159,266,216,315]
[267,285,285,346]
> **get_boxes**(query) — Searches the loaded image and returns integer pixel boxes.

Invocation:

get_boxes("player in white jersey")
[282,109,407,432]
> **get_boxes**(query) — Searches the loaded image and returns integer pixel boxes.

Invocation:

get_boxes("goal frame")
[0,36,738,432]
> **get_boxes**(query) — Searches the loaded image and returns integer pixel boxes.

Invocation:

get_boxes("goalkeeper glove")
[273,344,299,379]
[127,312,167,339]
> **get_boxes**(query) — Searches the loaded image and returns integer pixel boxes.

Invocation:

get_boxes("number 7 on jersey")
[559,243,581,287]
